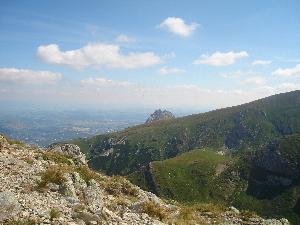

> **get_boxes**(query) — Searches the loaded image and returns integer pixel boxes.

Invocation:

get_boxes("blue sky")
[1,0,300,111]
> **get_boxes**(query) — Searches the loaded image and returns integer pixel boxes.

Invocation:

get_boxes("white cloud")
[252,60,272,65]
[80,77,132,87]
[277,82,300,92]
[37,43,162,70]
[241,76,266,85]
[159,17,198,37]
[272,64,300,77]
[220,71,242,78]
[0,67,62,84]
[193,51,248,66]
[159,66,185,75]
[115,34,135,43]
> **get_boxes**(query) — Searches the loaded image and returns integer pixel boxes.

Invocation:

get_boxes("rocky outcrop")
[47,143,87,165]
[0,135,290,224]
[145,109,175,124]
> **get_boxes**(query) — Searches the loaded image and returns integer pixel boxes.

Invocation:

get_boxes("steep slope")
[73,90,300,175]
[128,135,300,224]
[0,135,290,225]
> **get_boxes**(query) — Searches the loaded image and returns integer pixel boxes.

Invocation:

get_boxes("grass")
[4,219,36,225]
[150,149,231,202]
[0,134,25,147]
[41,151,73,165]
[140,201,167,221]
[22,156,34,165]
[49,208,61,220]
[36,165,71,191]
[104,176,139,196]
[168,202,226,225]
[73,204,86,213]
[75,91,300,178]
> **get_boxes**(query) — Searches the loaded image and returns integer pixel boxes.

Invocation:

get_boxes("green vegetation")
[140,201,167,221]
[36,165,70,191]
[73,91,300,176]
[49,208,61,220]
[150,149,231,202]
[70,90,300,223]
[4,219,37,225]
[40,151,73,165]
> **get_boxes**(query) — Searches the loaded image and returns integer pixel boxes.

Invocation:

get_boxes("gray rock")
[83,179,103,212]
[72,172,87,190]
[73,211,100,224]
[65,196,80,204]
[262,218,290,225]
[47,144,87,165]
[48,183,60,192]
[60,173,78,200]
[229,206,240,214]
[0,191,21,222]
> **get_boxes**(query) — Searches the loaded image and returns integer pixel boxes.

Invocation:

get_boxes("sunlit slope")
[73,90,300,175]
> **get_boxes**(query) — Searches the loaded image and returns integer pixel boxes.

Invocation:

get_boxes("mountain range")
[71,90,300,224]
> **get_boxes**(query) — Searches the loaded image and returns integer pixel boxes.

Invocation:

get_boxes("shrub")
[104,176,139,196]
[76,165,98,182]
[36,165,70,191]
[22,157,34,165]
[4,218,36,225]
[41,151,73,165]
[73,204,86,213]
[49,208,61,220]
[140,201,167,221]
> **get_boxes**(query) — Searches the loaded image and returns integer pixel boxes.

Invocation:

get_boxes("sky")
[0,0,300,112]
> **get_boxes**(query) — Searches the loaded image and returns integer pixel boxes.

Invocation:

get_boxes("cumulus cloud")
[159,66,185,75]
[272,64,300,77]
[115,34,135,43]
[37,43,162,70]
[193,51,248,66]
[241,76,266,85]
[252,60,272,65]
[0,67,62,84]
[277,82,300,92]
[80,77,132,87]
[159,17,198,37]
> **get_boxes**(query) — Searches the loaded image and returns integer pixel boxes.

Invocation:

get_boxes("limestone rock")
[47,143,87,165]
[0,191,21,222]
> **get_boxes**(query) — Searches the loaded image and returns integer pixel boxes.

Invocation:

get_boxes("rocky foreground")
[0,135,290,225]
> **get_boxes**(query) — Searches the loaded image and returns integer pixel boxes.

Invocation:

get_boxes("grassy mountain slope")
[146,149,233,202]
[69,90,300,223]
[128,134,300,224]
[73,90,300,175]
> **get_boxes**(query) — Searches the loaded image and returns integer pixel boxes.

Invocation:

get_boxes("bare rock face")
[145,109,175,124]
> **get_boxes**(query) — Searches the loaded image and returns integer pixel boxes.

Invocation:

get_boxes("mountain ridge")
[0,135,291,225]
[73,90,300,175]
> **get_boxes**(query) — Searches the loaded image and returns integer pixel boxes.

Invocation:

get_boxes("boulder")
[0,191,21,222]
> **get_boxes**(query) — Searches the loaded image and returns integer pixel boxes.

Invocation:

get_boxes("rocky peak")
[145,109,175,124]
